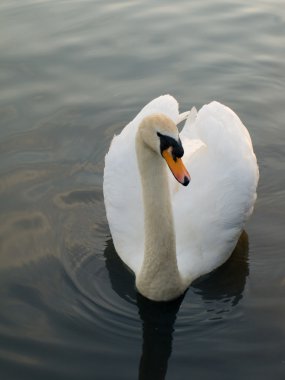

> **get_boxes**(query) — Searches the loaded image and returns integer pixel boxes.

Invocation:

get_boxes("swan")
[103,95,259,301]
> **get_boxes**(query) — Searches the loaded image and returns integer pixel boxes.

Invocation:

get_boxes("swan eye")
[157,132,184,159]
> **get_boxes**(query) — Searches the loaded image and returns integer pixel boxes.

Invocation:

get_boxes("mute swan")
[103,95,259,301]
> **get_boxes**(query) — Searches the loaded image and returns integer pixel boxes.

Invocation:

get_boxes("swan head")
[138,113,190,186]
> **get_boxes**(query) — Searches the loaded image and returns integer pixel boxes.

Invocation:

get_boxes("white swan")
[103,95,259,301]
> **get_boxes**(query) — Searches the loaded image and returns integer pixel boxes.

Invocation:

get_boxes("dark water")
[0,0,285,379]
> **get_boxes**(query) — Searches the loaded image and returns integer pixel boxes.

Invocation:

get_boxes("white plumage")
[103,95,259,299]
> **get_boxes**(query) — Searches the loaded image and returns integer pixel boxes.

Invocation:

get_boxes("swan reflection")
[137,293,184,380]
[192,230,249,307]
[104,230,249,379]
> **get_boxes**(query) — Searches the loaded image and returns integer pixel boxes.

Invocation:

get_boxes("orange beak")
[162,147,191,186]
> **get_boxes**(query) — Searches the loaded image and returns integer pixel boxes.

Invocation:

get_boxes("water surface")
[0,1,285,379]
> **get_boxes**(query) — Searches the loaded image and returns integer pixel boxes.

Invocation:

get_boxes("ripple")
[56,189,103,207]
[0,0,284,378]
[62,243,140,340]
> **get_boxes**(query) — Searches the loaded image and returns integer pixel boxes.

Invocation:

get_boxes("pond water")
[0,0,285,379]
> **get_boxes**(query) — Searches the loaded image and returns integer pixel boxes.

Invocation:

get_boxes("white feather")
[103,95,259,284]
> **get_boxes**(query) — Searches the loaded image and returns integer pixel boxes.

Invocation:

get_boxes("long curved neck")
[135,133,184,301]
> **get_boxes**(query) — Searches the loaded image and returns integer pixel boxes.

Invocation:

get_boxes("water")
[0,0,285,379]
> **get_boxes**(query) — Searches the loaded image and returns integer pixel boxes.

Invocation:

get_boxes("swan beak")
[162,147,191,186]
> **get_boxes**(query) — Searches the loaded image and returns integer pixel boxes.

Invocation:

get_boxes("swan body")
[103,95,259,301]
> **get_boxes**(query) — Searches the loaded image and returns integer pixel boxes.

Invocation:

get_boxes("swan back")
[174,101,259,281]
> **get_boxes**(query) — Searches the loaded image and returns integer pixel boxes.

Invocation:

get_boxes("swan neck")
[135,133,184,301]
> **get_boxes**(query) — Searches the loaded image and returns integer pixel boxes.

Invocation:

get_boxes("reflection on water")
[193,230,249,307]
[103,231,249,380]
[137,294,184,380]
[1,0,285,379]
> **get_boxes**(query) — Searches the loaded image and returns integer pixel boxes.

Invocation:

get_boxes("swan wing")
[103,95,188,274]
[173,101,259,281]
